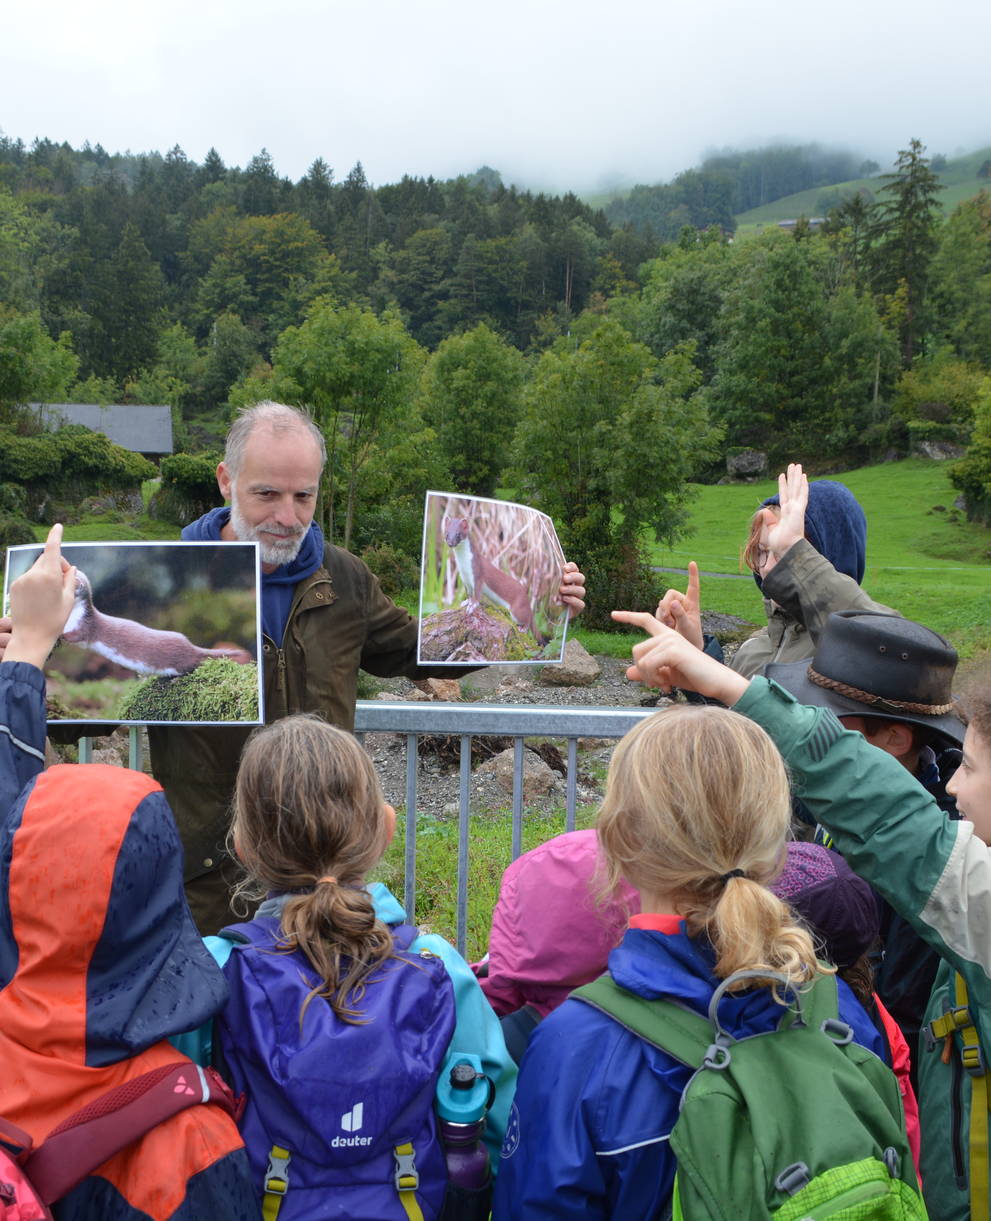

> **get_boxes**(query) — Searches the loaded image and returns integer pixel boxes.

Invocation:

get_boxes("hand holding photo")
[418,492,570,665]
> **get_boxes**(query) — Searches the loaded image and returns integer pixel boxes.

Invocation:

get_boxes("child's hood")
[0,763,226,1066]
[609,921,806,1035]
[761,479,867,583]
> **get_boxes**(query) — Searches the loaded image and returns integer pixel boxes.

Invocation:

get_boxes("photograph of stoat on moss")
[418,492,570,665]
[3,541,261,724]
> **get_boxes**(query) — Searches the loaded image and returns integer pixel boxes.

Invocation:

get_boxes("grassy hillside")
[735,146,991,233]
[648,459,991,660]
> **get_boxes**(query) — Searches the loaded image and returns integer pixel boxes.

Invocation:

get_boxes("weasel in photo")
[62,570,252,676]
[443,516,547,644]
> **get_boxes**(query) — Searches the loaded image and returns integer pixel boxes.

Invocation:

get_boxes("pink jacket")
[479,830,640,1018]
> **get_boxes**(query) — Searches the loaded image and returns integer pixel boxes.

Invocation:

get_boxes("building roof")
[33,403,174,455]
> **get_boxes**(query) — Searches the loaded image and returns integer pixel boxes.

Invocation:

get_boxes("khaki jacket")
[731,539,894,678]
[148,544,440,882]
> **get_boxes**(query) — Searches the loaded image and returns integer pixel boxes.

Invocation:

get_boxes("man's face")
[947,725,991,845]
[217,427,322,569]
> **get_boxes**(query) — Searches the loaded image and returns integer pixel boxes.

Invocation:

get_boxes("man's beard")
[230,492,306,566]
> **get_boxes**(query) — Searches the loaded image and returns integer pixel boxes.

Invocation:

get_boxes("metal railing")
[80,700,654,955]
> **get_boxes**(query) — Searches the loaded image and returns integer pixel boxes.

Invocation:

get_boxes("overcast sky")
[3,0,989,194]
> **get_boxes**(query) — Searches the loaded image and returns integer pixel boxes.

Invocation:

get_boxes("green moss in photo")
[117,658,259,723]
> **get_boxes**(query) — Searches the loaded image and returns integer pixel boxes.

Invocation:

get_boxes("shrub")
[950,393,991,524]
[360,542,420,598]
[892,350,990,440]
[151,451,223,525]
[0,425,156,521]
[0,513,37,569]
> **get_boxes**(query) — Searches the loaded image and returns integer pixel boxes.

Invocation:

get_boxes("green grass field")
[734,146,991,235]
[647,459,991,660]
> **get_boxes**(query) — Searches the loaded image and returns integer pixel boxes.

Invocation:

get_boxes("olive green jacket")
[148,544,456,883]
[739,676,990,1221]
[730,539,894,678]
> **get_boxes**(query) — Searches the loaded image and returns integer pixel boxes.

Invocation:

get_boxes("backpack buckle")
[820,1018,854,1045]
[929,1005,971,1040]
[774,1161,810,1196]
[264,1146,291,1197]
[703,1040,732,1070]
[962,1043,987,1077]
[394,1143,419,1192]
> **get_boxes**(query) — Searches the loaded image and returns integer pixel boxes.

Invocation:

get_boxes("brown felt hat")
[764,611,964,748]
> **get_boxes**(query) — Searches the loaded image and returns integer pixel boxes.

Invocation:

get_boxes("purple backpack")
[216,917,455,1221]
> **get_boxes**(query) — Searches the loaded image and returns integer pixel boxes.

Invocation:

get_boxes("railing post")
[404,732,418,922]
[457,734,472,957]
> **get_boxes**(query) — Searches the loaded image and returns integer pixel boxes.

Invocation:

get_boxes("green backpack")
[573,969,928,1221]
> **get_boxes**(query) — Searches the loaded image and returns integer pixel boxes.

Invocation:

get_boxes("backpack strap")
[261,1145,291,1221]
[22,1062,237,1205]
[394,1140,424,1221]
[574,971,839,1067]
[571,975,713,1067]
[774,971,839,1033]
[928,972,989,1221]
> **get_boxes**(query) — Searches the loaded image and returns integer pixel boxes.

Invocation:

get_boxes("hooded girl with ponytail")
[493,704,889,1221]
[194,715,516,1221]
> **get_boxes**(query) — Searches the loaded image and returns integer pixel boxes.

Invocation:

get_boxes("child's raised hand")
[763,463,808,562]
[611,609,749,705]
[654,561,704,650]
[5,524,77,669]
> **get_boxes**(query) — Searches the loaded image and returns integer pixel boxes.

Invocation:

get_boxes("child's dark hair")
[962,690,991,748]
[231,714,395,1023]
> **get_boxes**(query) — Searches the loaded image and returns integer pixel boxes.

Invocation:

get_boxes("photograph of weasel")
[442,516,547,645]
[418,492,569,665]
[63,570,251,676]
[3,540,261,724]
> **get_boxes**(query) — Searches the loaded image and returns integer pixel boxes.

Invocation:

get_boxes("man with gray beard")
[154,402,586,933]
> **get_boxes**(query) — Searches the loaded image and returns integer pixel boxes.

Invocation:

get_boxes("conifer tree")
[867,139,943,365]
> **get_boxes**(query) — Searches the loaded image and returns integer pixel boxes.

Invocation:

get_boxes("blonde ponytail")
[598,705,824,996]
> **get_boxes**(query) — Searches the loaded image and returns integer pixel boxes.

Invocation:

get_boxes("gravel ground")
[362,609,753,818]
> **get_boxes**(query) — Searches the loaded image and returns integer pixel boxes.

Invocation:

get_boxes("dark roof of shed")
[33,403,174,454]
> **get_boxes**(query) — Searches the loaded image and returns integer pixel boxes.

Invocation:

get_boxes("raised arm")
[0,525,77,813]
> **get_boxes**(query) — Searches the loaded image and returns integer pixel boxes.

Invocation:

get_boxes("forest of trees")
[2,133,990,624]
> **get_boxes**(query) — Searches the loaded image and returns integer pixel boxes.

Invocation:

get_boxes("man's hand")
[610,609,749,705]
[5,524,77,670]
[654,561,704,650]
[558,562,586,614]
[763,463,808,562]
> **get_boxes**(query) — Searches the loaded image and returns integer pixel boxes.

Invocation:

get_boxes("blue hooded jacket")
[493,918,884,1220]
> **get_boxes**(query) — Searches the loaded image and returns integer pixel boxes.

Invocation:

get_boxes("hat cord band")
[806,667,955,716]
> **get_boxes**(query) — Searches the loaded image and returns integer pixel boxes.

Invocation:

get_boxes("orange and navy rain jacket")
[0,661,259,1221]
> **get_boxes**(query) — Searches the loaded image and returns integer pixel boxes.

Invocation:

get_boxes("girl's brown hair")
[742,503,778,575]
[231,714,395,1023]
[597,705,824,995]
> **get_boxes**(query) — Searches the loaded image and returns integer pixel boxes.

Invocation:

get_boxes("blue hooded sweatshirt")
[182,507,325,645]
